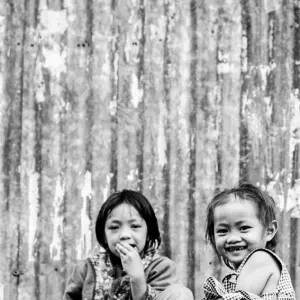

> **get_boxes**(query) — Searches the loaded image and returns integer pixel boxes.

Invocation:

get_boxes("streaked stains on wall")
[0,1,300,299]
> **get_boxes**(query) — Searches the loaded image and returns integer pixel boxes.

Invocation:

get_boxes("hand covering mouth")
[120,242,136,248]
[225,246,247,252]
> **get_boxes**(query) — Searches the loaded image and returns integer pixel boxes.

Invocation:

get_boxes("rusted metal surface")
[0,1,300,299]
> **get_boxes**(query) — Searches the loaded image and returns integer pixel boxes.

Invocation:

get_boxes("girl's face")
[213,196,275,269]
[104,203,148,258]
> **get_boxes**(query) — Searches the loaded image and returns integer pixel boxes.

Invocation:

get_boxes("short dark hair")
[96,189,161,253]
[205,182,278,261]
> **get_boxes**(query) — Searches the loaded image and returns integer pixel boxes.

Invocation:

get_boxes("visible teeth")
[227,247,245,251]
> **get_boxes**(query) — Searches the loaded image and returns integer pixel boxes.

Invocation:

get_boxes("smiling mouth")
[226,246,246,252]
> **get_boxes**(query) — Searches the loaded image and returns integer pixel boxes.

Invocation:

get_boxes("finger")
[115,245,122,256]
[119,252,126,261]
[131,246,138,253]
[116,243,129,255]
[116,246,127,260]
[119,242,134,252]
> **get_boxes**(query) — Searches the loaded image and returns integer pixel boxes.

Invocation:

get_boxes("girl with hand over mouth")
[64,189,193,300]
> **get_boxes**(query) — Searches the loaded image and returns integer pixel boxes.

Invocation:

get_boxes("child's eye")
[216,229,227,235]
[108,226,119,230]
[240,226,250,231]
[131,224,141,229]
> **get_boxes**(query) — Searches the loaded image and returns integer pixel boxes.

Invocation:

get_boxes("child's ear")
[266,220,278,241]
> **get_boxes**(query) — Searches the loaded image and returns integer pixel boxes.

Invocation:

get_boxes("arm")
[130,276,148,300]
[145,256,178,292]
[116,243,185,300]
[116,243,148,300]
[143,256,194,300]
[139,256,182,299]
[236,250,280,295]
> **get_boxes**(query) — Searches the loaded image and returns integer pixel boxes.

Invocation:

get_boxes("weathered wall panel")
[1,1,300,299]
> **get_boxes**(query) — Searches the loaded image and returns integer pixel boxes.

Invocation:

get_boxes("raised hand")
[115,242,145,280]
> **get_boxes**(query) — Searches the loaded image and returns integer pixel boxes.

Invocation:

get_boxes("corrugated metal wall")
[0,0,299,299]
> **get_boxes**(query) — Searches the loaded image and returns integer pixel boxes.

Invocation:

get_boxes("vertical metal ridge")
[136,0,146,192]
[239,0,251,183]
[186,0,197,294]
[110,1,119,193]
[161,0,171,258]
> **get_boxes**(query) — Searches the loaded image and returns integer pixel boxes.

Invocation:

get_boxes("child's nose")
[227,232,242,243]
[119,227,131,240]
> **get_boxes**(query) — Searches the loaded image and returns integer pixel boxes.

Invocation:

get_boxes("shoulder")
[239,249,280,289]
[243,249,281,273]
[235,249,281,295]
[71,258,95,281]
[147,255,176,272]
[64,259,96,299]
[150,255,175,265]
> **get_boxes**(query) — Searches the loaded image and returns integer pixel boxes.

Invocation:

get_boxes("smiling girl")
[202,182,295,300]
[64,189,193,300]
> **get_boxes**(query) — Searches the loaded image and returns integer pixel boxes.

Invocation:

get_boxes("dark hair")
[96,189,161,253]
[205,182,278,263]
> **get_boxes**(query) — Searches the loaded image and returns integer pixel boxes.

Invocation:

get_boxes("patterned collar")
[89,250,156,300]
[203,248,296,300]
